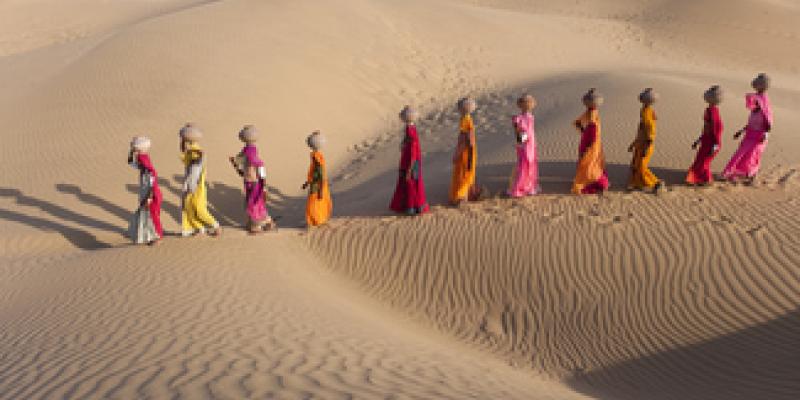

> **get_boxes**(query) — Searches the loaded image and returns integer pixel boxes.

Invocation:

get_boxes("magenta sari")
[390,124,429,215]
[723,93,773,180]
[242,144,269,223]
[137,153,163,238]
[507,112,540,197]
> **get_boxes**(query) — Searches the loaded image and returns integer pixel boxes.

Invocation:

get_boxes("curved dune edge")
[1,0,799,398]
[309,164,800,399]
[0,234,591,400]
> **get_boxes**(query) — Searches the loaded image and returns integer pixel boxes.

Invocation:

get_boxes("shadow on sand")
[567,307,800,400]
[306,160,690,223]
[0,159,687,248]
[0,187,124,236]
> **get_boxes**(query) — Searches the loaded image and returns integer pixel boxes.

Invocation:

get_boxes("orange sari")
[448,114,477,203]
[628,105,660,189]
[572,108,609,194]
[306,150,332,226]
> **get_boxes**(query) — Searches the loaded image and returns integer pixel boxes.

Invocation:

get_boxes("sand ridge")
[0,0,799,399]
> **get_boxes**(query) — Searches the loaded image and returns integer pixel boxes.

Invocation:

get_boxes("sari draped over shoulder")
[572,108,609,194]
[128,153,163,243]
[390,124,429,215]
[723,93,772,180]
[181,142,219,235]
[507,112,539,197]
[449,114,477,203]
[240,144,270,228]
[628,105,660,189]
[686,105,723,184]
[306,150,332,226]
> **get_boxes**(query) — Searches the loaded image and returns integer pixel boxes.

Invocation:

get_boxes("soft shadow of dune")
[568,308,800,400]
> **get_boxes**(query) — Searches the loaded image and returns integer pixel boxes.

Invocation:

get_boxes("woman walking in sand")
[572,88,610,195]
[508,94,540,198]
[179,123,221,237]
[722,73,773,185]
[229,125,275,234]
[127,136,163,245]
[390,106,429,215]
[686,85,724,186]
[627,88,663,193]
[303,131,332,227]
[449,97,478,205]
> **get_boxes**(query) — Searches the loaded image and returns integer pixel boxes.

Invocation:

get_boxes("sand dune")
[311,166,800,398]
[1,0,799,399]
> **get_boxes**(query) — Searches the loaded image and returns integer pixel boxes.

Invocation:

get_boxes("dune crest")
[1,0,799,398]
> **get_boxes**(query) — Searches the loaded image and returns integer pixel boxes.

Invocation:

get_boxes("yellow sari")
[306,150,332,226]
[628,105,660,189]
[449,114,477,203]
[181,142,219,234]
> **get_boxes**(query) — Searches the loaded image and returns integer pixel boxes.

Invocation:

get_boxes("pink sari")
[723,93,772,180]
[241,144,269,224]
[390,124,429,215]
[507,112,540,197]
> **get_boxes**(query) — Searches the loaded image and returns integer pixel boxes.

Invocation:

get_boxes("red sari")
[137,153,163,238]
[686,105,723,184]
[390,124,429,215]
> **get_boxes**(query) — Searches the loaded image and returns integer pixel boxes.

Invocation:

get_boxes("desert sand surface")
[1,0,799,399]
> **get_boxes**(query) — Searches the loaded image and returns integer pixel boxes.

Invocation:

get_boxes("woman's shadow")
[0,187,114,250]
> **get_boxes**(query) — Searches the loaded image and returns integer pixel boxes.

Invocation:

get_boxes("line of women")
[127,72,772,245]
[395,72,773,212]
[127,126,332,245]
